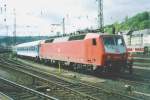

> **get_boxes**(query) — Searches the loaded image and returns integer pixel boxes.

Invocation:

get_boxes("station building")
[118,29,150,54]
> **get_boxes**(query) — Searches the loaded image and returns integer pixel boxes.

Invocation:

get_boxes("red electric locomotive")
[39,33,129,73]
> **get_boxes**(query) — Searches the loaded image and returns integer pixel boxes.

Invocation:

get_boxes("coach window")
[92,38,97,46]
[32,47,34,51]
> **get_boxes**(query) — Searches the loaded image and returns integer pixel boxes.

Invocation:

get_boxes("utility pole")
[13,8,16,45]
[97,0,104,32]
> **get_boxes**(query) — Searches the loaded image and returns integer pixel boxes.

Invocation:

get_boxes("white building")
[131,29,150,46]
[119,29,150,46]
[118,29,150,53]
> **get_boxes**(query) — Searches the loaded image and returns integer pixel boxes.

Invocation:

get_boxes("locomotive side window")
[92,38,97,46]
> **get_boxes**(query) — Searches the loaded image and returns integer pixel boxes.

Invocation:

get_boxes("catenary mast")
[97,0,104,32]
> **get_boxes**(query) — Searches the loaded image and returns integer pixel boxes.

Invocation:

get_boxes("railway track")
[0,76,58,100]
[0,61,96,100]
[0,92,13,100]
[0,57,143,100]
[117,75,150,99]
[96,71,150,89]
[113,73,150,85]
[94,72,150,100]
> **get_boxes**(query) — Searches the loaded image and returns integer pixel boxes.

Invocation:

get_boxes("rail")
[0,57,142,100]
[133,57,150,67]
[0,59,99,100]
[0,77,58,100]
[0,92,14,100]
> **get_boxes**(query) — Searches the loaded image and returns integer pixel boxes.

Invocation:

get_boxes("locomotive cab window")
[92,38,97,46]
[115,37,125,46]
[117,39,123,45]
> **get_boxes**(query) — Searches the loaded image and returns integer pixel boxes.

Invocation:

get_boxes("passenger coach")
[15,40,41,60]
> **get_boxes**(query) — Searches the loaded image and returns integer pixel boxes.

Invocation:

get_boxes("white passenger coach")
[15,40,42,58]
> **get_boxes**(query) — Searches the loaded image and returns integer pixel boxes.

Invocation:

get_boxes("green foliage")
[104,26,113,34]
[104,11,150,34]
[139,20,150,29]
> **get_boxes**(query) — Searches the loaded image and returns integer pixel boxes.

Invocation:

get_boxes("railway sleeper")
[23,96,39,100]
[35,85,50,92]
[74,88,95,92]
[49,91,78,99]
[58,84,73,87]
[19,94,34,99]
[90,92,104,97]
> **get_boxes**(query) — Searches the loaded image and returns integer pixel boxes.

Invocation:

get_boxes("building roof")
[132,29,150,35]
[118,29,150,36]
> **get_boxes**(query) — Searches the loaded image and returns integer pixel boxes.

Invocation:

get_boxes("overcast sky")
[8,0,150,24]
[0,0,149,36]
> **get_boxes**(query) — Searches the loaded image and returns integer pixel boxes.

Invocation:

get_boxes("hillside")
[104,11,150,34]
[0,36,49,46]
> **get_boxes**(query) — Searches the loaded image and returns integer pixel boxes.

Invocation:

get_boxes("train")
[15,33,132,73]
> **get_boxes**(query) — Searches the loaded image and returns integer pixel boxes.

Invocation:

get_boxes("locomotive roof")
[16,33,122,47]
[16,40,42,47]
[44,33,121,43]
[44,33,96,43]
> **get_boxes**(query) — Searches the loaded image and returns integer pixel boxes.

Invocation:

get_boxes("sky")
[0,0,149,36]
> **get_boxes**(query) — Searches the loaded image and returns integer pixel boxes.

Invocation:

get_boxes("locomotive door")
[87,38,97,63]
